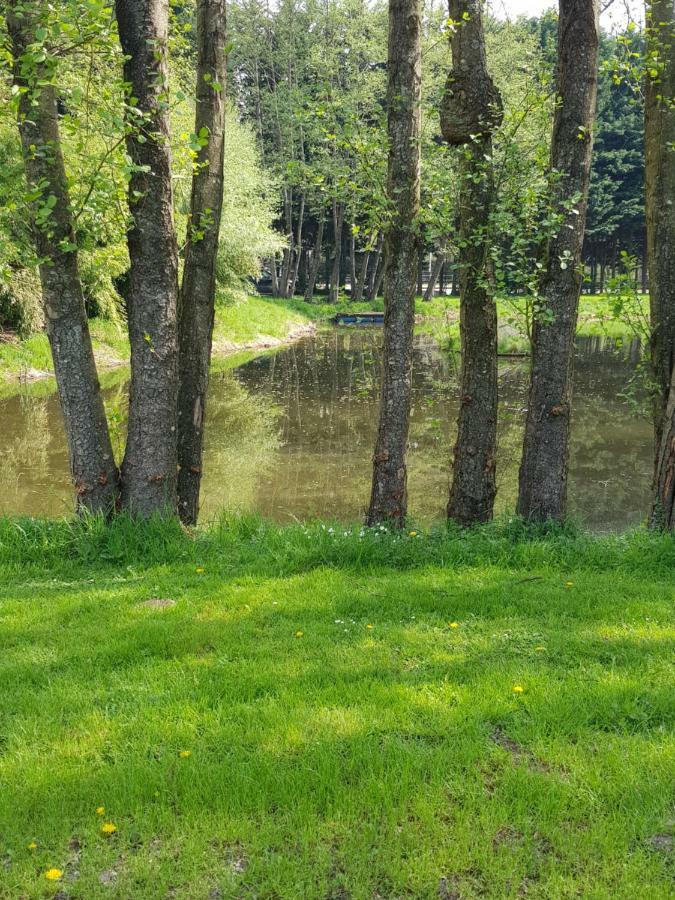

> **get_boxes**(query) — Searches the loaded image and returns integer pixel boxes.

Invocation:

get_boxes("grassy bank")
[0,291,648,382]
[0,295,314,381]
[0,515,673,898]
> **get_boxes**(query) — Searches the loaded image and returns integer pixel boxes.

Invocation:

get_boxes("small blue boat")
[333,311,384,326]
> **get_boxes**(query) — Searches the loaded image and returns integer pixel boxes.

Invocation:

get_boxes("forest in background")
[0,2,646,335]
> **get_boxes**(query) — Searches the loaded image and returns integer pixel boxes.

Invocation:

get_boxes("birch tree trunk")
[304,218,324,302]
[6,7,119,515]
[288,192,305,297]
[441,0,503,526]
[350,229,357,299]
[366,0,421,527]
[424,251,445,300]
[353,250,370,302]
[517,0,600,522]
[645,0,675,459]
[176,0,227,526]
[329,199,343,303]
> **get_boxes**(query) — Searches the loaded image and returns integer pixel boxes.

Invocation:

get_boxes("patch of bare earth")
[138,598,177,609]
[490,727,559,775]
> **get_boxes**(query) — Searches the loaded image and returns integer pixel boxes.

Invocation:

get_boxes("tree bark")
[176,0,227,526]
[116,0,180,517]
[645,0,675,458]
[366,0,421,527]
[517,0,600,522]
[304,218,324,302]
[6,8,119,515]
[440,0,503,527]
[652,366,675,528]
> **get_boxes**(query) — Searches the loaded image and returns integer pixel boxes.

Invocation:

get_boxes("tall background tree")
[366,0,422,527]
[441,0,503,526]
[518,0,600,522]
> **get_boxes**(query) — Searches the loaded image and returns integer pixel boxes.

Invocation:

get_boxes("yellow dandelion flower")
[196,566,205,573]
[96,806,105,816]
[366,624,374,629]
[565,581,573,587]
[101,822,117,835]
[449,622,459,628]
[409,531,417,537]
[27,841,37,850]
[179,750,192,759]
[512,684,525,693]
[295,630,303,638]
[45,869,63,881]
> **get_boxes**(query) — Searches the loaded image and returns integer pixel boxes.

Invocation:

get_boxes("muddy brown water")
[0,329,653,530]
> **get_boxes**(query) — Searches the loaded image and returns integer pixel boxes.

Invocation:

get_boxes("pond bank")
[0,294,316,384]
[0,291,648,384]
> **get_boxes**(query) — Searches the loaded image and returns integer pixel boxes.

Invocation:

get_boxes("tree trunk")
[652,367,675,528]
[366,0,421,527]
[304,218,324,302]
[329,199,343,303]
[350,229,357,299]
[176,0,227,526]
[424,252,445,300]
[116,0,180,517]
[440,0,503,526]
[368,234,385,302]
[269,255,280,296]
[517,0,600,522]
[288,193,305,297]
[279,187,293,297]
[6,8,119,515]
[367,233,383,299]
[645,0,675,458]
[353,250,370,302]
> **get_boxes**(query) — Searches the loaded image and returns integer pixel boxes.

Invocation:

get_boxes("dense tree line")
[228,2,648,301]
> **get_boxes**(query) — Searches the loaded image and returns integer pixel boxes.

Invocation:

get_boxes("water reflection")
[0,330,653,530]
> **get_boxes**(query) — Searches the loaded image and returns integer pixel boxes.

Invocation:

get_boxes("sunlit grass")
[0,516,673,897]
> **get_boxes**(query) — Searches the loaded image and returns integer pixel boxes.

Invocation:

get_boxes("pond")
[0,328,653,530]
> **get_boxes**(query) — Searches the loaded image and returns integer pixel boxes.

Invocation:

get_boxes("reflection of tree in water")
[1,392,50,485]
[0,331,655,527]
[233,331,653,527]
[199,370,280,520]
[0,387,68,515]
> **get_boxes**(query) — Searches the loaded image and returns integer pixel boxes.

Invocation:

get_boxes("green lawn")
[0,516,673,898]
